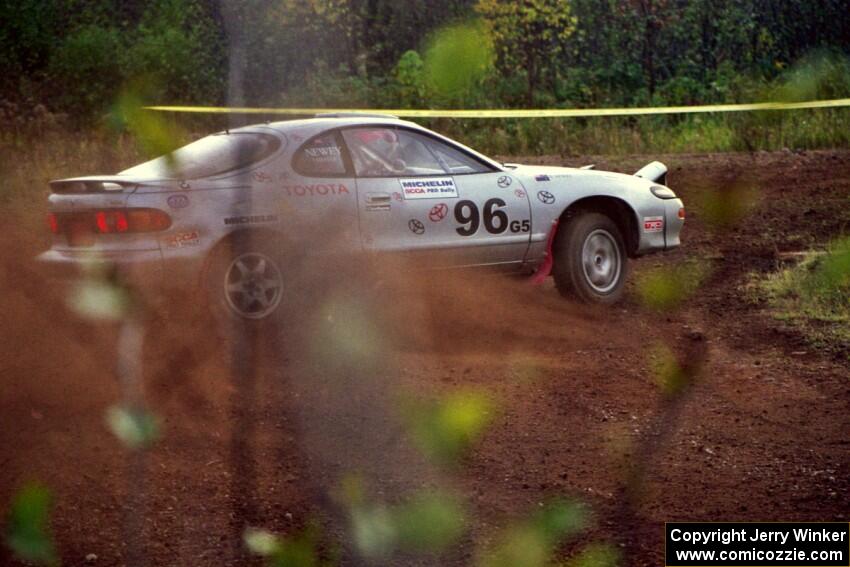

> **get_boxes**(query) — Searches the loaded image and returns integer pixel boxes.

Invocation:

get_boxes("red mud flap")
[529,219,559,286]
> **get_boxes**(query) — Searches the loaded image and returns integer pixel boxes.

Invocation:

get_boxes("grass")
[749,238,850,356]
[420,107,850,156]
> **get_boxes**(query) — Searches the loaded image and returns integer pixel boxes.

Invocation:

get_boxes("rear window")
[120,132,282,179]
[292,132,348,176]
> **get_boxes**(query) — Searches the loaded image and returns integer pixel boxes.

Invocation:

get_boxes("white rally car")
[38,114,684,319]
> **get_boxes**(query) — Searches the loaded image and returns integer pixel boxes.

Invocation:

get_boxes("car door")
[344,126,532,269]
[282,129,361,254]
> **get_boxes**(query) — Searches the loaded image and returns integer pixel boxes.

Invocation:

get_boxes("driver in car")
[352,129,406,175]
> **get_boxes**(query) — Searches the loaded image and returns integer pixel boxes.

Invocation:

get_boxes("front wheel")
[205,235,286,321]
[552,212,627,304]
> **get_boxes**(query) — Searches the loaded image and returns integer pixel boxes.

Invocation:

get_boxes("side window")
[342,128,445,177]
[425,138,492,174]
[292,132,347,176]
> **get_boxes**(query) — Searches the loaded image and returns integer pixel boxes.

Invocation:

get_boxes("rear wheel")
[552,212,627,304]
[205,234,286,321]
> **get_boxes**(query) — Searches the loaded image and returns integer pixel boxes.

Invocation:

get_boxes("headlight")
[650,185,677,199]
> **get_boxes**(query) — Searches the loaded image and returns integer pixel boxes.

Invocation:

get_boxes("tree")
[475,0,578,105]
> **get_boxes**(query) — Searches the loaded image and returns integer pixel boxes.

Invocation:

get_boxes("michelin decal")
[399,177,458,200]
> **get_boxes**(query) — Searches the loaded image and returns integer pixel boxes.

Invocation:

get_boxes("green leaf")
[5,484,57,566]
[394,491,465,552]
[106,406,160,449]
[407,390,494,465]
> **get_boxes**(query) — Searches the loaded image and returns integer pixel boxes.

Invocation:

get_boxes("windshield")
[120,132,282,179]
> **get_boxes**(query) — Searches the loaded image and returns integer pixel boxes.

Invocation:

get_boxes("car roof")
[266,115,418,132]
[247,115,504,171]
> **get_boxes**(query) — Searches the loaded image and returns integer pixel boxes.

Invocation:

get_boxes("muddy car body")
[38,115,685,318]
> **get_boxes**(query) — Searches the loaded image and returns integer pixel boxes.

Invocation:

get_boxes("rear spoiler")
[49,176,158,194]
[634,161,668,185]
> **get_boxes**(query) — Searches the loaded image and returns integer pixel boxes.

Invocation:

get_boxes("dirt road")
[1,150,848,566]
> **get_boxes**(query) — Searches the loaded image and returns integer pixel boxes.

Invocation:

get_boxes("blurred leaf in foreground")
[406,390,494,465]
[244,525,326,567]
[316,296,382,363]
[648,343,689,396]
[424,20,493,99]
[5,484,57,566]
[110,85,184,170]
[344,483,466,559]
[393,490,465,553]
[564,543,620,567]
[478,499,587,567]
[696,182,759,229]
[635,260,709,311]
[69,277,131,321]
[106,405,160,449]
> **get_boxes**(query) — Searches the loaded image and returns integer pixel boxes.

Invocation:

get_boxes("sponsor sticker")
[537,190,556,204]
[282,183,350,197]
[428,203,449,222]
[224,214,278,225]
[399,177,458,200]
[535,174,551,182]
[643,216,664,232]
[164,230,200,248]
[304,144,341,161]
[408,219,425,235]
[514,189,526,198]
[497,175,512,188]
[167,194,189,209]
[252,171,273,183]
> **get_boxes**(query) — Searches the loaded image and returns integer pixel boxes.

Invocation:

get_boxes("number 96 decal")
[454,199,530,236]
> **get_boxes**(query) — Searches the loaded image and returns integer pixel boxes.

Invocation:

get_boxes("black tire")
[204,233,287,322]
[552,212,628,304]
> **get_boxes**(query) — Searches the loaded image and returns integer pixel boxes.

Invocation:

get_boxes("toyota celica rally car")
[38,113,684,320]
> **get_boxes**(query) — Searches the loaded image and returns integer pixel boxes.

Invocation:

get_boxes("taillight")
[49,209,172,235]
[95,210,129,233]
[125,209,172,232]
[678,207,686,220]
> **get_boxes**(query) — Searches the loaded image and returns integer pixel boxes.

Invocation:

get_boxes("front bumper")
[664,198,685,250]
[634,197,685,255]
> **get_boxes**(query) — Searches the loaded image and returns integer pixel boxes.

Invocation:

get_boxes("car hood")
[508,164,656,194]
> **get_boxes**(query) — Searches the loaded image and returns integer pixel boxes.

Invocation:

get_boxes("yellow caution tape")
[145,98,850,118]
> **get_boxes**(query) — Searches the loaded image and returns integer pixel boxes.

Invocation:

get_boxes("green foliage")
[106,405,161,449]
[245,526,329,567]
[111,88,186,160]
[4,0,224,120]
[339,482,466,559]
[564,543,620,567]
[696,182,760,229]
[476,0,577,104]
[5,484,57,566]
[393,50,427,107]
[635,260,709,312]
[758,238,850,353]
[3,0,850,152]
[47,25,123,116]
[121,0,225,105]
[648,343,689,395]
[405,389,494,465]
[393,491,466,552]
[478,499,586,567]
[423,20,494,103]
[0,0,59,95]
